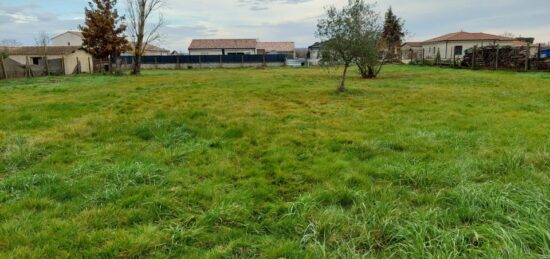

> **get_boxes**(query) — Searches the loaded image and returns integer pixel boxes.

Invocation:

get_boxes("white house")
[51,31,84,47]
[307,42,323,65]
[419,31,526,60]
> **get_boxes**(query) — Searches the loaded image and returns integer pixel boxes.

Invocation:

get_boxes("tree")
[317,0,382,91]
[126,0,164,75]
[0,39,22,58]
[350,2,383,79]
[381,7,405,60]
[35,32,50,73]
[79,0,129,72]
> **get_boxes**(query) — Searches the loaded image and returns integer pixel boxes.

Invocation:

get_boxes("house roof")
[402,42,422,48]
[129,42,170,52]
[424,32,515,43]
[512,40,528,47]
[256,42,295,52]
[189,39,258,49]
[308,42,323,49]
[4,46,84,56]
[52,31,83,40]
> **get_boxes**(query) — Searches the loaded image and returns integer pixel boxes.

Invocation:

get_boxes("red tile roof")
[256,42,295,52]
[424,32,515,43]
[189,39,258,49]
[402,42,422,48]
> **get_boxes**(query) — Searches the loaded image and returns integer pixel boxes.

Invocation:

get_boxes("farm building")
[256,42,295,58]
[419,31,526,60]
[189,39,258,55]
[4,46,93,74]
[188,39,295,57]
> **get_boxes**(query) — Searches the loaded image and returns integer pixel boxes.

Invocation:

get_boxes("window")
[454,46,463,55]
[32,57,42,65]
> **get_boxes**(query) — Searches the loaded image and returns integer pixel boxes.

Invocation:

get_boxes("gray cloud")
[238,0,312,11]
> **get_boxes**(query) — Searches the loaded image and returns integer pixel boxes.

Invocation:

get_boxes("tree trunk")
[133,54,142,75]
[338,63,349,92]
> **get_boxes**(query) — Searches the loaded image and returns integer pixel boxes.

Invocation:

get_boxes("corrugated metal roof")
[5,46,83,55]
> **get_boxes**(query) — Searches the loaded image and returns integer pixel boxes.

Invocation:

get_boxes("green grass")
[1,66,549,257]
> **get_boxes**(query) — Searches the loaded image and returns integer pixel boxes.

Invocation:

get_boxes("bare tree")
[126,0,164,75]
[35,32,51,73]
[1,39,22,58]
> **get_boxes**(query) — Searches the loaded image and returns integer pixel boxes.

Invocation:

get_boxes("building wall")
[189,48,257,55]
[421,40,515,59]
[51,33,83,47]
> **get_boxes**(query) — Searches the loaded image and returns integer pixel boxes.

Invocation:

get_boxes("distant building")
[307,42,323,65]
[256,42,295,58]
[124,43,171,56]
[51,31,170,56]
[51,31,84,47]
[188,39,258,55]
[188,39,295,57]
[419,31,523,60]
[400,42,422,62]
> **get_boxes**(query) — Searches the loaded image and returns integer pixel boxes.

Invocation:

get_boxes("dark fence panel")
[115,54,286,64]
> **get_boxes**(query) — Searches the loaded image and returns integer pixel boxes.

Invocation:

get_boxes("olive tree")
[317,0,383,92]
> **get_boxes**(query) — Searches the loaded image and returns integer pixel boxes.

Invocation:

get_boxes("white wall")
[51,33,83,47]
[421,40,515,59]
[189,48,257,55]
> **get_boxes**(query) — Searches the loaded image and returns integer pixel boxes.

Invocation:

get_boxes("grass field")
[1,65,549,257]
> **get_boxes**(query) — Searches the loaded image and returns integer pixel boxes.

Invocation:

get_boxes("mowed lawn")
[1,65,549,257]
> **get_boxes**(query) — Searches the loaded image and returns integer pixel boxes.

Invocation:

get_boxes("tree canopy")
[381,7,405,60]
[316,0,383,91]
[79,0,129,60]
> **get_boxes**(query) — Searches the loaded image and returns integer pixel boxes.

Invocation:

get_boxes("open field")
[1,66,550,257]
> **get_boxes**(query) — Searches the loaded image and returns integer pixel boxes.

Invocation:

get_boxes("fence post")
[495,45,500,70]
[88,57,92,74]
[241,55,244,67]
[176,56,180,69]
[61,57,66,75]
[0,57,7,80]
[25,56,30,78]
[199,55,202,68]
[219,55,222,68]
[45,56,50,75]
[525,44,530,72]
[155,57,158,69]
[263,54,266,67]
[472,45,477,69]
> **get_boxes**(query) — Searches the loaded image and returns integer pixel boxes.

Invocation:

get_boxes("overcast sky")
[1,0,549,51]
